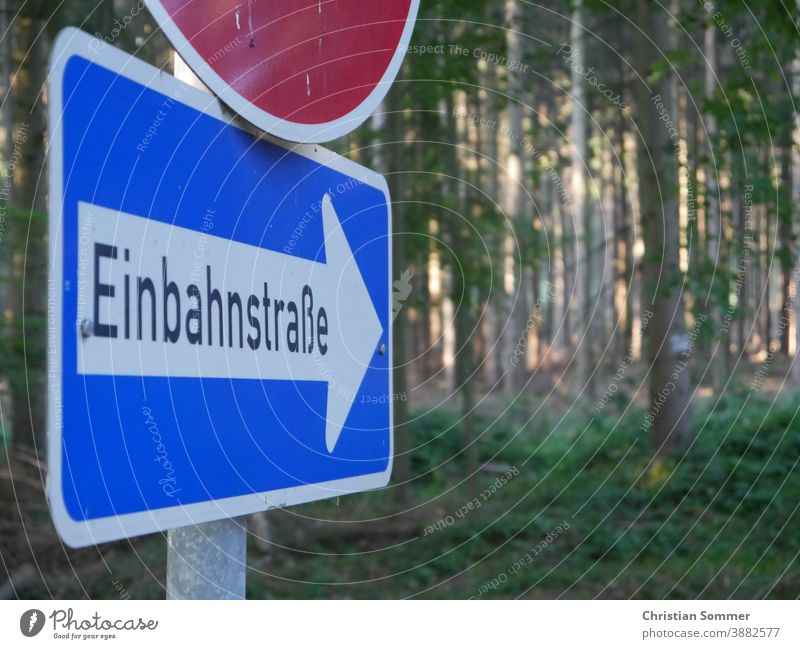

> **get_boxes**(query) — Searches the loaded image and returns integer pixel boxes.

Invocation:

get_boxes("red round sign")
[145,0,419,142]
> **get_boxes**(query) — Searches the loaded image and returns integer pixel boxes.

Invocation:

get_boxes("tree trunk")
[503,0,530,393]
[704,24,726,391]
[779,142,793,356]
[0,0,14,376]
[792,46,800,381]
[447,92,479,492]
[11,1,48,452]
[633,0,692,455]
[569,0,593,394]
[614,99,633,364]
[386,89,412,507]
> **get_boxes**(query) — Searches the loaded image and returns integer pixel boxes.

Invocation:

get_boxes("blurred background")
[2,0,800,598]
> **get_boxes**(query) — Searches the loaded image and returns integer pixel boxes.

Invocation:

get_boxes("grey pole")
[166,517,247,599]
[166,55,248,601]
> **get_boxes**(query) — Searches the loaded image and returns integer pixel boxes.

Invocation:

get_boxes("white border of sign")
[143,0,420,143]
[48,27,393,548]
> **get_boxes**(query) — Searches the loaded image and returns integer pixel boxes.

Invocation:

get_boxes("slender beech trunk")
[386,89,412,507]
[633,0,692,455]
[704,24,726,390]
[504,0,530,393]
[615,97,633,363]
[792,44,800,381]
[569,0,593,393]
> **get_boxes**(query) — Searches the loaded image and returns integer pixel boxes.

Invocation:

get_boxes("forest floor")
[2,360,799,599]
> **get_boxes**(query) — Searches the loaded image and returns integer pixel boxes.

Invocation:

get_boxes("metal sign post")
[166,517,247,600]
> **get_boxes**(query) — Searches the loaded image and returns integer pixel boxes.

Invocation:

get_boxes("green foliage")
[665,395,800,516]
[394,392,799,597]
[408,408,466,480]
[0,205,47,442]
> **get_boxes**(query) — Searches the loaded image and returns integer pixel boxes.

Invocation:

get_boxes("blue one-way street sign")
[48,28,393,547]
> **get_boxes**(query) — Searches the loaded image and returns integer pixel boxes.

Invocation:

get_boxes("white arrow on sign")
[76,194,383,453]
[317,194,385,451]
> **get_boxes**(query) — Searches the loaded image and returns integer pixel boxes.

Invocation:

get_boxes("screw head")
[80,319,93,338]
